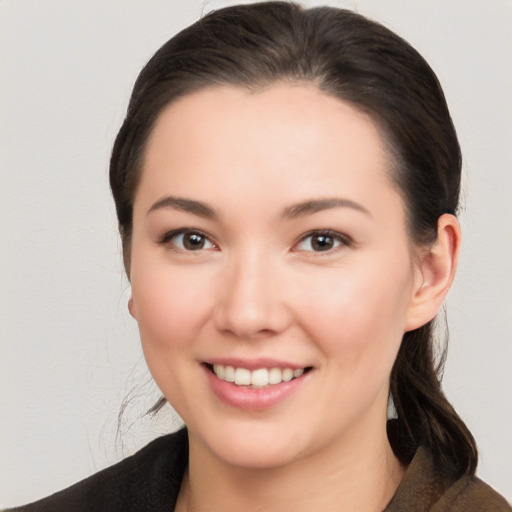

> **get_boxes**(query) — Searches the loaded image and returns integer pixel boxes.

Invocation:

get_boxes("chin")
[191,418,310,470]
[213,440,302,470]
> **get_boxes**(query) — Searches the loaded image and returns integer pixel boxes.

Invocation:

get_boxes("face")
[129,84,423,469]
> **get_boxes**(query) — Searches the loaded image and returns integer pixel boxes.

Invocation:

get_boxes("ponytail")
[390,321,478,476]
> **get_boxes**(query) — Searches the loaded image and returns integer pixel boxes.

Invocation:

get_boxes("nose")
[213,249,291,340]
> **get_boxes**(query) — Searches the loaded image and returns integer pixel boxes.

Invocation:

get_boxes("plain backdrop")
[1,0,511,507]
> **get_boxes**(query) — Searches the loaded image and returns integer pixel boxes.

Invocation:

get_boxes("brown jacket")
[5,429,510,511]
[385,446,510,511]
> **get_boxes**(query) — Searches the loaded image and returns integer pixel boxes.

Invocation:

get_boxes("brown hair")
[110,2,477,477]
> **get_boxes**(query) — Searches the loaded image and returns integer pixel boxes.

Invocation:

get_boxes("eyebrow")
[147,195,371,220]
[282,198,371,219]
[147,196,218,219]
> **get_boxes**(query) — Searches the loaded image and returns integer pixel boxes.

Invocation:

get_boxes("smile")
[211,364,307,387]
[204,361,312,410]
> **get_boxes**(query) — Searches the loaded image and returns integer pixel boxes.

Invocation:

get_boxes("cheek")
[130,259,214,355]
[292,255,413,364]
[129,259,216,413]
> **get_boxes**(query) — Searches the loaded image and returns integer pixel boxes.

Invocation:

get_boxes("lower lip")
[203,366,309,411]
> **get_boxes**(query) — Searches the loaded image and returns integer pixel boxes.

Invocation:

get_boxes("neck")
[176,419,405,512]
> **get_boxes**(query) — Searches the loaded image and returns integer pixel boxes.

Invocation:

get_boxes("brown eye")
[183,232,206,250]
[295,231,350,253]
[310,234,335,251]
[164,230,216,251]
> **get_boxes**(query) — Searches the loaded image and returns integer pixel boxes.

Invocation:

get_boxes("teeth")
[251,368,268,387]
[268,367,282,385]
[213,364,224,379]
[282,368,293,382]
[224,365,235,383]
[212,364,307,387]
[234,368,251,385]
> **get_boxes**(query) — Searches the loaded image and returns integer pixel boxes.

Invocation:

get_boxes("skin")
[128,84,460,512]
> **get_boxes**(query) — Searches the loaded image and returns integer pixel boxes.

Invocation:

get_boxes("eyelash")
[157,228,352,254]
[293,230,352,254]
[157,228,218,252]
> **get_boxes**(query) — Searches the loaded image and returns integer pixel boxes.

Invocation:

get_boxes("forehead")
[145,83,388,158]
[137,84,398,216]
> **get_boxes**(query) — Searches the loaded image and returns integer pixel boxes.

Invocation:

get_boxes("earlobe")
[128,296,137,319]
[405,214,461,331]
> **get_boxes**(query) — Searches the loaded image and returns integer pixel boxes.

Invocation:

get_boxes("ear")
[128,296,137,319]
[405,214,461,331]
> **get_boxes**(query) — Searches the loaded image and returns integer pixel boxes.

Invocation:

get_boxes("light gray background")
[1,0,511,507]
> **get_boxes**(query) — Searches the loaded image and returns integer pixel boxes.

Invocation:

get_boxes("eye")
[294,230,350,253]
[159,229,217,251]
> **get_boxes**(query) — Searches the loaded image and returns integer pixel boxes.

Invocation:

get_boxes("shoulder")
[432,474,511,512]
[4,428,188,512]
[387,446,511,511]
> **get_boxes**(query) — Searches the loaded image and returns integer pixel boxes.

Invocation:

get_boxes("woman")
[4,2,510,511]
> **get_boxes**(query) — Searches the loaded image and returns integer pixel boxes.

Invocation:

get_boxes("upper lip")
[204,358,310,371]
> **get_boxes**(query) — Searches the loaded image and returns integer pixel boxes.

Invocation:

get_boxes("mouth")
[204,363,313,388]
